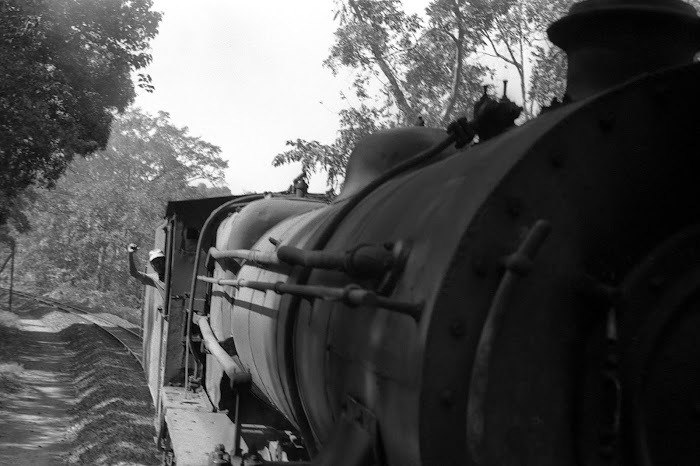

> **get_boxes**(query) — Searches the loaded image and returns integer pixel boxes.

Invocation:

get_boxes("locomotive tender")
[140,0,700,464]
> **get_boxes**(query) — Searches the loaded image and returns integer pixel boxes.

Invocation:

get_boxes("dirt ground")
[0,300,159,466]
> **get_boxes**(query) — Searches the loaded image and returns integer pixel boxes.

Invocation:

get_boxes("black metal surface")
[146,2,700,464]
[616,226,700,466]
[466,220,551,463]
[154,64,700,465]
[548,0,700,101]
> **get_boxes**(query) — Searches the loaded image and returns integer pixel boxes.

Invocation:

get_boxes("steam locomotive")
[140,0,700,464]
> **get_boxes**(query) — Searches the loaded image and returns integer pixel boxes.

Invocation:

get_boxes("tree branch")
[381,27,447,58]
[440,0,466,123]
[347,0,416,122]
[495,16,523,74]
[480,27,514,65]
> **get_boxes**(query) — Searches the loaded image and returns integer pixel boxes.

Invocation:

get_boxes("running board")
[161,386,247,466]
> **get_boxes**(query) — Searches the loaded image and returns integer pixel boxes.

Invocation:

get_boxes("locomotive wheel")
[617,226,700,466]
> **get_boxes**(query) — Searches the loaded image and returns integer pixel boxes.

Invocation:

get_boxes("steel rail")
[0,286,143,367]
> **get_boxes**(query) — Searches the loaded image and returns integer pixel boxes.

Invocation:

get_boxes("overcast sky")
[133,0,515,195]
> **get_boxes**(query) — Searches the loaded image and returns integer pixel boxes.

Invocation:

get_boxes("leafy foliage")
[276,0,700,187]
[276,0,504,190]
[457,0,573,118]
[324,0,424,121]
[10,109,230,308]
[273,0,584,189]
[0,0,162,228]
[529,44,567,108]
[274,106,385,189]
[326,0,502,126]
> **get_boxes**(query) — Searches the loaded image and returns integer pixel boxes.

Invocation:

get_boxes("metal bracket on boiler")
[197,276,423,321]
[206,240,411,296]
[276,241,407,285]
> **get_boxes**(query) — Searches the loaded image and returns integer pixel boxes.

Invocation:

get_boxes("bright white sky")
[133,0,517,195]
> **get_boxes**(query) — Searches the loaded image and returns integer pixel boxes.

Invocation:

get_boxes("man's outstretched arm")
[128,244,153,286]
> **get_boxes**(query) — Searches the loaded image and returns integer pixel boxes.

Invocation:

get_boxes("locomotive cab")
[141,195,240,461]
[142,193,329,464]
[141,1,700,465]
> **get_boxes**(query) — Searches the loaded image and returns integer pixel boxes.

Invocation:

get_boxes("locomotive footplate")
[160,386,244,466]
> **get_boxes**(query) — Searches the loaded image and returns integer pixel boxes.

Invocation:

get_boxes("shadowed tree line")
[4,0,700,312]
[4,109,230,314]
[1,0,162,228]
[0,0,231,311]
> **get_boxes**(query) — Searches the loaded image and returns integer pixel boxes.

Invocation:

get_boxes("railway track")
[0,286,143,367]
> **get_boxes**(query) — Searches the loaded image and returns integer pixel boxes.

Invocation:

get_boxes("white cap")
[149,249,165,262]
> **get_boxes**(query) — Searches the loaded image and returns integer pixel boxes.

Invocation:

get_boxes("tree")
[0,0,162,227]
[276,0,700,189]
[528,43,567,109]
[274,105,385,189]
[274,0,495,190]
[472,0,574,117]
[324,0,509,127]
[13,109,229,306]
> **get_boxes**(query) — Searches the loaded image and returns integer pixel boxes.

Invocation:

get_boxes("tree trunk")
[440,0,467,124]
[348,0,417,123]
[96,245,105,291]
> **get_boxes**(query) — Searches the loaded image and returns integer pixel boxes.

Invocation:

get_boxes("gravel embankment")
[0,302,159,466]
[0,310,23,394]
[62,323,159,466]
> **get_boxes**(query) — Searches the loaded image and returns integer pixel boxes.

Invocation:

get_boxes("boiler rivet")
[649,276,665,291]
[440,389,454,406]
[692,402,700,417]
[472,259,487,277]
[549,153,564,169]
[506,198,522,218]
[450,321,466,338]
[598,114,615,132]
[598,445,615,459]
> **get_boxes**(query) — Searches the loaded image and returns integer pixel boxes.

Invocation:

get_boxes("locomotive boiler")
[140,0,700,465]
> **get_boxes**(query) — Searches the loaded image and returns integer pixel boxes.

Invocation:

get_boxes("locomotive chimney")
[548,0,700,101]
